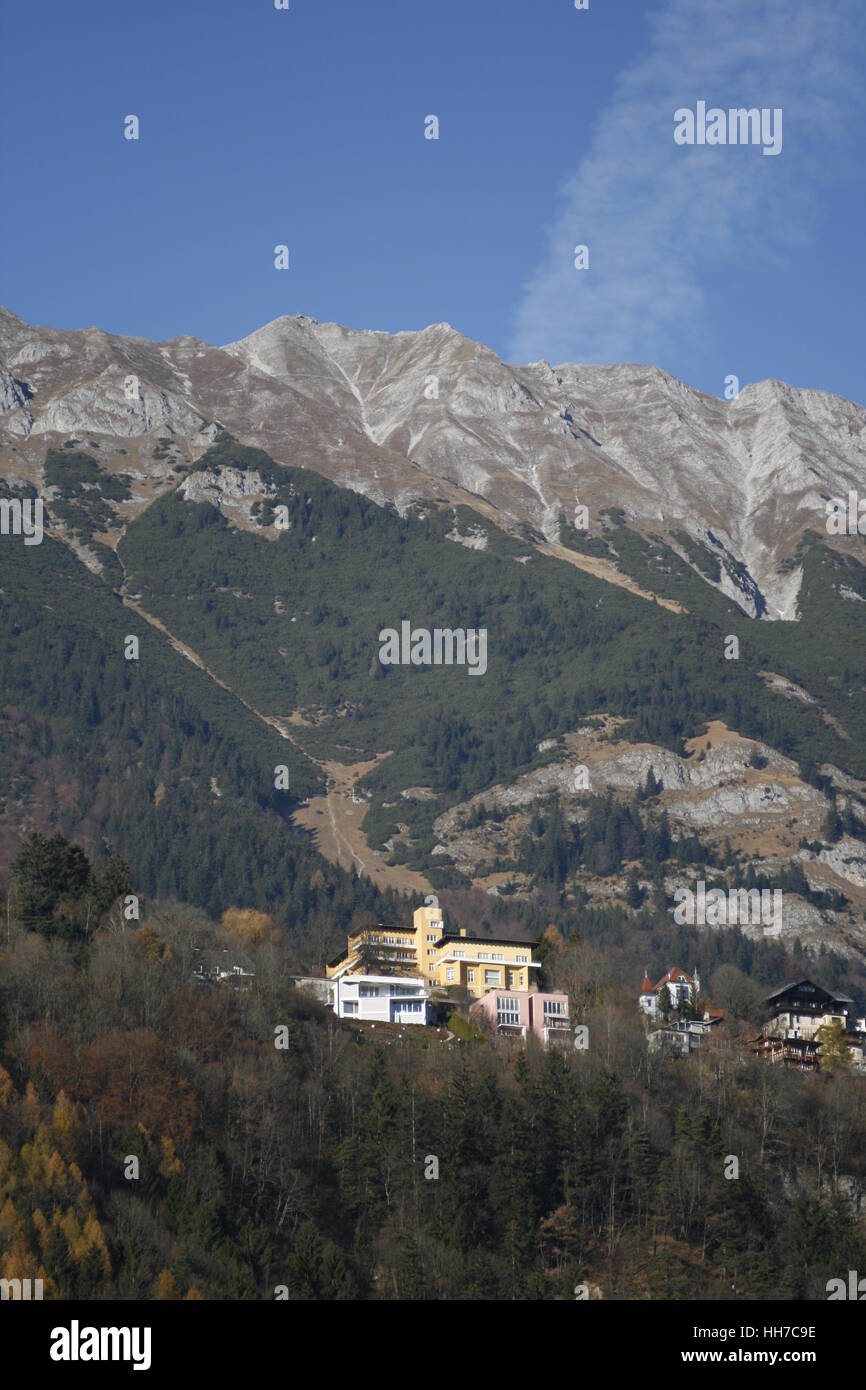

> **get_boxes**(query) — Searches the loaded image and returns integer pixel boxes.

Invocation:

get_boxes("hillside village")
[269,895,866,1072]
[638,965,866,1071]
[319,896,572,1045]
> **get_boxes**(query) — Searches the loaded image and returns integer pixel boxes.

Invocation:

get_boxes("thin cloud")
[508,0,865,368]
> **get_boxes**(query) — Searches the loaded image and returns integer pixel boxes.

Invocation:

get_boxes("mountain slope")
[4,311,866,970]
[2,306,866,619]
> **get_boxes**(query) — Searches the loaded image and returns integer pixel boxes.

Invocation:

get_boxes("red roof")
[640,967,695,994]
[653,967,693,990]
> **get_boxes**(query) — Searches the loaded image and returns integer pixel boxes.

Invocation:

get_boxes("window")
[543,999,567,1016]
[427,934,438,942]
[484,969,500,985]
[467,969,475,983]
[478,952,491,962]
[516,954,527,963]
[497,997,521,1027]
[360,985,379,997]
[492,953,504,962]
[454,950,464,958]
[344,1001,358,1015]
[446,968,455,982]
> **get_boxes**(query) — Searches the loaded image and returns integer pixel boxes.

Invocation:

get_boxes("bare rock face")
[446,524,488,550]
[427,718,866,953]
[3,305,866,620]
[434,733,826,845]
[812,838,866,889]
[178,466,277,522]
[665,780,820,830]
[0,364,33,422]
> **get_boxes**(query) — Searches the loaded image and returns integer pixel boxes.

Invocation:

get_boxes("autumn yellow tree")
[153,1268,180,1299]
[222,907,275,945]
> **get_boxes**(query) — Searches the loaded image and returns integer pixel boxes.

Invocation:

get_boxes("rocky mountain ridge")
[2,305,865,620]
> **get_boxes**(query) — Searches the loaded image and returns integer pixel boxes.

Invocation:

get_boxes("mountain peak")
[2,307,864,623]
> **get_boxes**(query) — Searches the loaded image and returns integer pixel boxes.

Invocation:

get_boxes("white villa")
[330,974,430,1025]
[639,966,700,1020]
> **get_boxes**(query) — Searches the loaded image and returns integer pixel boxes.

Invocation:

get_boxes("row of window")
[358,985,425,998]
[359,930,532,968]
[422,937,529,965]
[497,996,521,1026]
[438,966,525,985]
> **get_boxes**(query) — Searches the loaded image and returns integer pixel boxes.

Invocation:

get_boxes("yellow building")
[326,921,419,979]
[326,896,540,999]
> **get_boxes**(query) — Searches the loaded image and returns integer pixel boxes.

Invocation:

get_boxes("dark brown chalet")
[748,978,866,1073]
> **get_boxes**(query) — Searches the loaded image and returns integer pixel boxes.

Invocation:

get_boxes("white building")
[331,974,430,1025]
[639,966,699,1020]
[193,948,255,988]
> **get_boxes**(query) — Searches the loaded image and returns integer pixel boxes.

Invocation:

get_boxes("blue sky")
[2,0,865,402]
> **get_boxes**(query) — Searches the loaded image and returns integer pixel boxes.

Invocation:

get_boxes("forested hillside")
[3,436,866,1304]
[1,836,864,1301]
[0,509,401,960]
[5,435,866,955]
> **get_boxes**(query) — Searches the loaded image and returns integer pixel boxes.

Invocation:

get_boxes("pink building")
[469,989,571,1047]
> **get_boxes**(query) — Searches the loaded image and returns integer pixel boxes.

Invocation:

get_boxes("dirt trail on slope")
[120,596,304,747]
[538,541,685,613]
[293,755,434,894]
[384,469,686,614]
[122,591,434,895]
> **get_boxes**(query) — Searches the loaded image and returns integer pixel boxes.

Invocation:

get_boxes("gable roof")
[653,967,693,991]
[639,967,694,994]
[766,978,854,1006]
